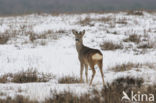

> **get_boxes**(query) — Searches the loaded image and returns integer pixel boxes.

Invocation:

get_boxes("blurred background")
[0,0,156,15]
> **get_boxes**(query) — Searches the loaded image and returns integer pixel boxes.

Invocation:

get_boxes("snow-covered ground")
[0,12,156,101]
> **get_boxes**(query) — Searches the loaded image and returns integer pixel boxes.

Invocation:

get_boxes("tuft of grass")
[0,69,54,83]
[106,30,118,34]
[127,10,144,16]
[100,41,123,50]
[0,92,6,96]
[79,16,113,26]
[0,95,38,103]
[0,73,13,83]
[116,18,127,25]
[45,91,81,103]
[56,30,66,34]
[110,62,141,72]
[101,77,145,103]
[0,35,9,44]
[29,30,61,43]
[96,17,113,22]
[39,40,47,46]
[79,17,93,26]
[29,31,51,42]
[112,76,144,88]
[58,75,82,84]
[29,33,37,42]
[11,69,39,83]
[137,42,154,49]
[123,34,140,43]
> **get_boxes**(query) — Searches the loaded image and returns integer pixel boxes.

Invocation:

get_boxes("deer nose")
[75,39,79,41]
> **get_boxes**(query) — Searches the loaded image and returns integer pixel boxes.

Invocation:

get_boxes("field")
[0,11,156,103]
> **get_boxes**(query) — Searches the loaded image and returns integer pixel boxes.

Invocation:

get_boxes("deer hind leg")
[89,64,96,85]
[97,60,105,86]
[80,63,84,83]
[85,64,88,83]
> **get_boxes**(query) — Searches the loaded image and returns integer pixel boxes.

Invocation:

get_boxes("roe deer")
[72,29,105,86]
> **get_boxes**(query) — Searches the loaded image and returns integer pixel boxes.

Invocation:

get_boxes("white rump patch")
[92,53,102,60]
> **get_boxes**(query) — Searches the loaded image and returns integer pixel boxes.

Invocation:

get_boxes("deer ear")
[72,29,77,35]
[82,30,85,35]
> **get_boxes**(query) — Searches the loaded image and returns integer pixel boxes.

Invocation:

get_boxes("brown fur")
[72,29,105,86]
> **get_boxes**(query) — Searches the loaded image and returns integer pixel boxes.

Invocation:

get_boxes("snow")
[0,12,156,101]
[0,24,9,33]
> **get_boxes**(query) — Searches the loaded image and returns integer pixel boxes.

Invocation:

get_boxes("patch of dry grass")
[137,42,154,49]
[0,73,13,83]
[100,41,123,50]
[116,18,127,25]
[112,76,144,88]
[0,92,6,96]
[29,30,62,43]
[79,16,113,26]
[110,62,141,72]
[12,69,39,83]
[1,77,156,103]
[29,30,53,42]
[123,34,141,43]
[58,75,82,84]
[127,10,144,16]
[96,17,113,22]
[46,77,154,103]
[79,17,93,26]
[0,95,38,103]
[0,69,55,83]
[1,26,62,45]
[106,30,118,34]
[56,30,67,34]
[0,34,9,44]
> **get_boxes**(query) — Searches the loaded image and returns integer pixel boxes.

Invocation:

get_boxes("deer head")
[72,30,85,44]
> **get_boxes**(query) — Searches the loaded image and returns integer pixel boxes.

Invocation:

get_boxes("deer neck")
[76,41,84,54]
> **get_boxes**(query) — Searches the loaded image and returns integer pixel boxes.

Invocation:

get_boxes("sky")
[0,0,156,14]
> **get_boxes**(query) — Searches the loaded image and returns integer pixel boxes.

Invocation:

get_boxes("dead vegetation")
[106,30,118,34]
[79,17,94,26]
[29,30,61,43]
[0,25,64,46]
[100,41,123,50]
[123,34,141,43]
[116,18,128,25]
[110,62,156,72]
[0,95,38,103]
[127,10,144,16]
[0,92,6,96]
[110,62,141,72]
[96,16,113,22]
[79,16,113,26]
[47,77,155,103]
[123,33,155,54]
[0,73,12,83]
[1,76,156,103]
[0,69,54,83]
[0,34,10,44]
[137,42,154,49]
[58,75,82,84]
[112,76,144,88]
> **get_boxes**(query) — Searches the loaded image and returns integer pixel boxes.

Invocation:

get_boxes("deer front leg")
[80,63,84,83]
